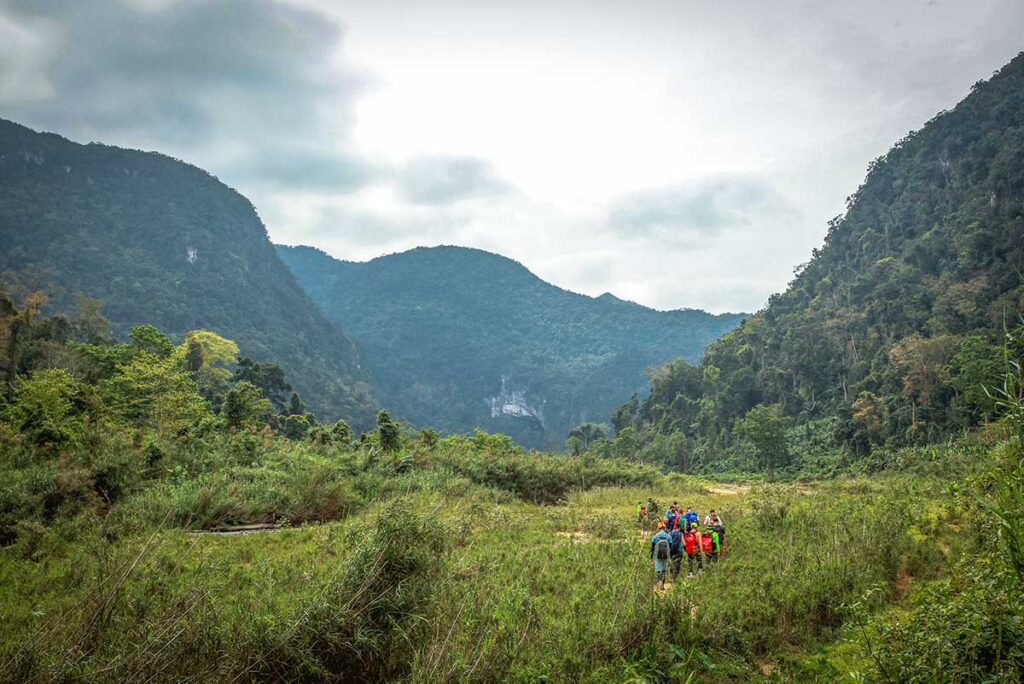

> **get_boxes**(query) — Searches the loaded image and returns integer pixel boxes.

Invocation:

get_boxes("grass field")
[6,449,1006,683]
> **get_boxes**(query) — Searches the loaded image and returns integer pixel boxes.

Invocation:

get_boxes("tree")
[178,330,239,378]
[567,422,607,452]
[735,404,790,480]
[0,286,46,400]
[72,296,113,344]
[889,334,959,427]
[330,419,352,444]
[179,330,240,403]
[232,357,292,412]
[610,394,639,435]
[8,368,82,449]
[612,426,638,460]
[222,381,272,430]
[129,324,174,359]
[288,392,306,416]
[100,352,211,440]
[419,427,439,448]
[946,333,1004,423]
[851,391,889,447]
[281,413,311,440]
[377,410,401,452]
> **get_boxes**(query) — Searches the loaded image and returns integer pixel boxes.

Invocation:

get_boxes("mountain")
[0,118,376,428]
[626,52,1024,469]
[276,243,745,448]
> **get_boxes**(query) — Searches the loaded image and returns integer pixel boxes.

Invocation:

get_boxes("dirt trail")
[706,483,750,496]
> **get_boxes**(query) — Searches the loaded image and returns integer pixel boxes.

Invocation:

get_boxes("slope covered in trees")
[0,119,376,428]
[277,244,745,448]
[615,52,1024,473]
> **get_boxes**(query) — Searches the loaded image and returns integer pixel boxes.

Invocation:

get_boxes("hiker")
[669,522,684,579]
[700,525,716,563]
[702,509,722,526]
[683,506,699,530]
[650,522,672,589]
[707,516,726,552]
[637,502,645,523]
[684,523,703,577]
[665,506,679,531]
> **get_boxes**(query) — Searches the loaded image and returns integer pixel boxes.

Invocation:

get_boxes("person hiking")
[669,523,684,579]
[646,497,659,530]
[700,526,716,563]
[665,506,679,531]
[683,506,699,530]
[684,523,703,577]
[703,509,722,526]
[650,522,672,589]
[637,502,645,523]
[707,513,726,552]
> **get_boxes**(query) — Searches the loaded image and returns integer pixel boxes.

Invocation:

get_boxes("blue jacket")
[684,510,699,527]
[650,531,671,572]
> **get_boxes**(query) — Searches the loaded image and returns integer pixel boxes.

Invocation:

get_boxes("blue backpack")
[669,529,683,554]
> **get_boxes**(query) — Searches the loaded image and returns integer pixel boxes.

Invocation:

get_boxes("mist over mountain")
[277,243,745,448]
[0,118,376,428]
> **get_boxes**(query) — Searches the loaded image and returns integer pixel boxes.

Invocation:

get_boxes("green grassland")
[3,429,1021,682]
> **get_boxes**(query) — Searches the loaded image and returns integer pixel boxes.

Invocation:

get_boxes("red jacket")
[684,531,698,555]
[700,533,714,553]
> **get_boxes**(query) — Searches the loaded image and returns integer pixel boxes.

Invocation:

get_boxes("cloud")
[607,175,796,242]
[396,155,510,205]
[0,0,373,193]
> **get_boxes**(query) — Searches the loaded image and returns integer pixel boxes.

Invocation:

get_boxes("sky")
[1,0,1022,313]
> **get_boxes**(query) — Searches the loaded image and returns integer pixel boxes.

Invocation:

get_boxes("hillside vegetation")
[1,295,1022,681]
[277,244,744,449]
[0,119,376,429]
[605,52,1024,475]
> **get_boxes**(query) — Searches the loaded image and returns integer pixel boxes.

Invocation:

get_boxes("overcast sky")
[1,0,1022,312]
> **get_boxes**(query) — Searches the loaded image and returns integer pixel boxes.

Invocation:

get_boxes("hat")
[657,522,666,530]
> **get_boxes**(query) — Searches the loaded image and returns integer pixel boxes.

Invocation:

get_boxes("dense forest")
[601,52,1024,475]
[0,119,377,429]
[278,244,744,448]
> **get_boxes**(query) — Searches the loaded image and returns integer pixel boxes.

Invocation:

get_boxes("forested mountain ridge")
[277,243,746,448]
[623,52,1024,471]
[0,118,376,428]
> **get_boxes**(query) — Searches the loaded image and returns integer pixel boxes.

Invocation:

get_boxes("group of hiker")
[639,499,726,588]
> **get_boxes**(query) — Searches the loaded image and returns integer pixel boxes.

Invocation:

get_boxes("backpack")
[670,529,683,553]
[655,537,670,560]
[684,532,697,555]
[700,534,713,553]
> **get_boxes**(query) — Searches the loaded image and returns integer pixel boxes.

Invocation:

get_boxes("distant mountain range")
[0,118,377,428]
[277,244,745,448]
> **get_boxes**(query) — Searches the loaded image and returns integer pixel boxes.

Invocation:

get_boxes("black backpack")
[655,537,670,560]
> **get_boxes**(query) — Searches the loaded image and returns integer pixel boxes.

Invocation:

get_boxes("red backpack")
[684,532,698,555]
[700,533,714,553]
